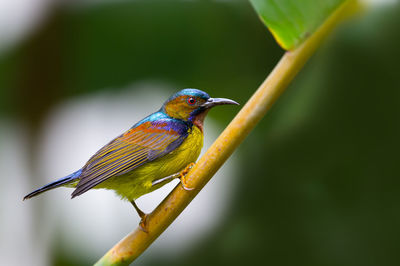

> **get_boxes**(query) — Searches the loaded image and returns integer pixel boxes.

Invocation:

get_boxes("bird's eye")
[187,97,196,105]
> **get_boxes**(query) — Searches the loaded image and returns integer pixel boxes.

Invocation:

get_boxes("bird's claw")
[179,163,195,191]
[139,214,149,233]
[131,200,149,233]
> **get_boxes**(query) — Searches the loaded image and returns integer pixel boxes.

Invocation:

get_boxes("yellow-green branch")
[95,1,355,265]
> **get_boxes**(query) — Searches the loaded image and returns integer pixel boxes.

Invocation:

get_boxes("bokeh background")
[1,0,400,265]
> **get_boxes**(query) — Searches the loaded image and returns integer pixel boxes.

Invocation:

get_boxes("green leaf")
[250,0,346,50]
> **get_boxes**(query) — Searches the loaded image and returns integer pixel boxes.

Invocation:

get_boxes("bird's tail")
[23,169,82,200]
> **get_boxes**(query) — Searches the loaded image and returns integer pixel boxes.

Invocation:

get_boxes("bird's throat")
[192,110,209,133]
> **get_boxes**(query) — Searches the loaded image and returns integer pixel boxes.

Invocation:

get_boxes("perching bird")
[24,88,238,227]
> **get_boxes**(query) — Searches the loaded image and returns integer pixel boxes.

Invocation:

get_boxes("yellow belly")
[97,125,203,201]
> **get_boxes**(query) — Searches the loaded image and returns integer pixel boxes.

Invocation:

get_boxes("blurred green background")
[1,0,400,265]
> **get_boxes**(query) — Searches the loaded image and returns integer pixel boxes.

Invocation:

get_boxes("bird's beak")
[201,98,239,109]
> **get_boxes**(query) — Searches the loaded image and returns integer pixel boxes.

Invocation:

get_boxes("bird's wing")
[71,120,188,198]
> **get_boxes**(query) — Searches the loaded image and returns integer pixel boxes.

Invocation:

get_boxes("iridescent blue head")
[162,88,238,130]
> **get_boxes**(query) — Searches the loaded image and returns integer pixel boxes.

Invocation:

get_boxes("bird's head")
[162,88,239,131]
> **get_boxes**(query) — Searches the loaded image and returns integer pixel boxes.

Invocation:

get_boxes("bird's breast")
[141,124,203,186]
[161,125,204,172]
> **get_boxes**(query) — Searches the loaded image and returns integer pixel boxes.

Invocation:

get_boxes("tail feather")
[23,169,82,200]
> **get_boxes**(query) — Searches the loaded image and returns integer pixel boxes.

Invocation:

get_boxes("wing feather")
[71,120,188,198]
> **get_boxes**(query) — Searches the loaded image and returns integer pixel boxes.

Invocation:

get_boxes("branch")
[95,1,354,265]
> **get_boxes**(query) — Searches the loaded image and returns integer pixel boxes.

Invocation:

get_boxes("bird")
[23,88,238,229]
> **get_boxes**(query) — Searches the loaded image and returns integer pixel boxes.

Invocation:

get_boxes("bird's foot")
[131,200,149,233]
[179,163,195,191]
[138,214,149,233]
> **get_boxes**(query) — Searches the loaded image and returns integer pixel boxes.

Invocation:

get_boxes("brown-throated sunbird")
[23,89,238,229]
